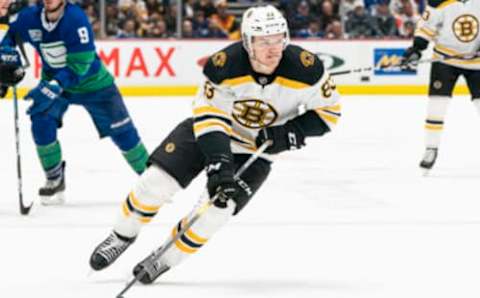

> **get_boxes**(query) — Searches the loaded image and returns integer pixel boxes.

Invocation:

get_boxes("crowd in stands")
[32,0,427,39]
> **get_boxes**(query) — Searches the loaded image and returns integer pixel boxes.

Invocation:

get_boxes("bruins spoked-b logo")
[452,14,479,43]
[232,99,278,129]
[165,142,176,153]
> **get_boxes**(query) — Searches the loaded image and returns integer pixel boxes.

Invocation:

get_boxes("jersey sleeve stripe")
[415,27,437,39]
[193,119,233,136]
[315,109,341,126]
[193,106,230,118]
[274,76,311,89]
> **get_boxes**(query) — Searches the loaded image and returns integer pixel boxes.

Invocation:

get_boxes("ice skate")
[419,147,438,175]
[39,161,66,205]
[89,232,136,271]
[133,249,170,284]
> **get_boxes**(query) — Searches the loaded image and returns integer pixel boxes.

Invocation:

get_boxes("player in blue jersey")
[0,0,149,205]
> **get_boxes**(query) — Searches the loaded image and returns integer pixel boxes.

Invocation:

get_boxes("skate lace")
[43,178,61,189]
[142,252,165,276]
[97,234,130,262]
[422,149,437,163]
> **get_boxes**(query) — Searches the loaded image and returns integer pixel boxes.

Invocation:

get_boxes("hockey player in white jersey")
[89,5,341,284]
[402,0,480,173]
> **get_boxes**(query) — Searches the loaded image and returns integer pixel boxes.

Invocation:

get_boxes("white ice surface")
[1,96,480,298]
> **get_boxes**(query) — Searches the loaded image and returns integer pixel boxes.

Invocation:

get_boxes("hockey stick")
[115,140,273,298]
[11,33,32,215]
[330,51,480,76]
[13,84,32,215]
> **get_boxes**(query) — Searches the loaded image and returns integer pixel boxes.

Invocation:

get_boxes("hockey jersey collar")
[40,4,66,32]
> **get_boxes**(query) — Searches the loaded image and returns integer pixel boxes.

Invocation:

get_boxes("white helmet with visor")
[241,5,290,56]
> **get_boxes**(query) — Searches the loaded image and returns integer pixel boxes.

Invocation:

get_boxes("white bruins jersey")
[192,42,341,156]
[415,0,480,69]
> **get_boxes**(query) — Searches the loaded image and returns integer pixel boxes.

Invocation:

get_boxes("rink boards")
[6,39,471,97]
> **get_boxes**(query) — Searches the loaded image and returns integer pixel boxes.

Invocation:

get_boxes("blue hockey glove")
[0,46,25,86]
[25,81,67,118]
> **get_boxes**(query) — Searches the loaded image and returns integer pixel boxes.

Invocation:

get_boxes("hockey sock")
[472,99,480,116]
[114,166,181,238]
[424,96,451,148]
[159,200,236,268]
[36,141,62,175]
[122,142,149,175]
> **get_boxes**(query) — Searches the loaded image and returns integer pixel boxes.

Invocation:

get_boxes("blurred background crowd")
[25,0,426,40]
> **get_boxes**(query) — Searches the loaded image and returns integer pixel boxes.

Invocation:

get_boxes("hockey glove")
[25,80,66,116]
[256,121,306,154]
[206,154,239,203]
[0,85,8,98]
[0,47,25,86]
[401,46,422,70]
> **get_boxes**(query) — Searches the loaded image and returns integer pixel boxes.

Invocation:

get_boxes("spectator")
[117,18,138,38]
[192,10,211,38]
[345,2,375,39]
[371,1,398,38]
[193,0,216,18]
[289,1,315,35]
[297,20,324,38]
[318,0,338,31]
[209,0,240,40]
[325,19,344,39]
[146,19,170,38]
[182,19,194,38]
[396,0,420,37]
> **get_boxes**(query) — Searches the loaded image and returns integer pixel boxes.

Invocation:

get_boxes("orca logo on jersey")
[232,99,278,129]
[452,15,479,43]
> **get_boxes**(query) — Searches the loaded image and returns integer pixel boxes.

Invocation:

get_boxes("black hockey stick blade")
[20,199,33,215]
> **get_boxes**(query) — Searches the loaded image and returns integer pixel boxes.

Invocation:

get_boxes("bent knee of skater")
[133,165,181,205]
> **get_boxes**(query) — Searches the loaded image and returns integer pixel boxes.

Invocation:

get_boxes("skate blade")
[40,191,66,206]
[421,168,431,177]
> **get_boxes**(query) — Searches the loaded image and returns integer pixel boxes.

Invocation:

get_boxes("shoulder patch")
[276,45,324,86]
[300,50,315,68]
[203,42,249,84]
[212,51,227,67]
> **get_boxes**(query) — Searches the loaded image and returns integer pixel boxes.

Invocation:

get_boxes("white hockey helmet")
[241,5,290,55]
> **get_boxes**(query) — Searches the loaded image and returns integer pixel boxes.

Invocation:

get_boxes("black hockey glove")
[256,121,306,154]
[0,47,25,86]
[0,85,8,98]
[206,154,239,203]
[401,46,422,70]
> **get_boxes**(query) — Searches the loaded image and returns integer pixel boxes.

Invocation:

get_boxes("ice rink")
[2,95,480,298]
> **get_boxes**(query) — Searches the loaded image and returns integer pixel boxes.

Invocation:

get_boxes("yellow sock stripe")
[122,201,131,217]
[315,110,339,125]
[425,124,443,131]
[129,191,161,213]
[171,225,198,254]
[181,218,208,244]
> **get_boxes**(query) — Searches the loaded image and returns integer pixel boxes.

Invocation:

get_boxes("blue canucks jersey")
[3,2,113,93]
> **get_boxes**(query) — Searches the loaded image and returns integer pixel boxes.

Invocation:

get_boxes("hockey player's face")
[252,33,284,67]
[43,0,64,12]
[0,0,11,17]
